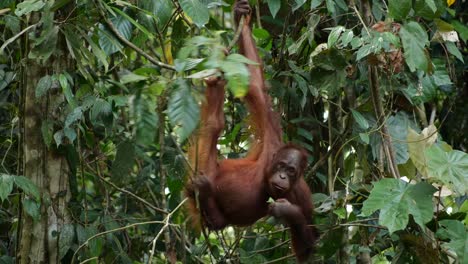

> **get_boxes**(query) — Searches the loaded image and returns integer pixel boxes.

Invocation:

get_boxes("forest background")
[0,0,467,263]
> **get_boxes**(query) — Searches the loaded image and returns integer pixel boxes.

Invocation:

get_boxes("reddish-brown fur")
[185,1,315,261]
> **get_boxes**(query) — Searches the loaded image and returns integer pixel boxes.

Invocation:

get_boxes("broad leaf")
[36,75,53,98]
[400,22,429,72]
[221,61,250,98]
[426,145,468,195]
[362,178,436,233]
[407,125,437,177]
[41,119,54,147]
[437,220,468,263]
[179,0,209,28]
[167,79,200,142]
[351,110,369,130]
[446,42,464,63]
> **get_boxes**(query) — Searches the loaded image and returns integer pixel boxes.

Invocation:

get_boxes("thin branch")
[72,219,177,263]
[98,175,168,214]
[149,198,188,262]
[0,8,11,16]
[94,0,175,71]
[369,66,400,178]
[0,24,37,54]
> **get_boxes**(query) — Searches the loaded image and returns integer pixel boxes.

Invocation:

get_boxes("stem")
[369,66,400,178]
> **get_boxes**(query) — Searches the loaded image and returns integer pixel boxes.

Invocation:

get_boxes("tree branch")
[94,0,175,71]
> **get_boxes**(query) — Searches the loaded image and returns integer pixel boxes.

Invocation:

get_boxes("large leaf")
[407,125,437,177]
[178,0,209,28]
[426,145,468,195]
[437,220,468,263]
[23,198,41,221]
[362,178,436,233]
[388,0,411,20]
[167,79,200,142]
[400,22,429,72]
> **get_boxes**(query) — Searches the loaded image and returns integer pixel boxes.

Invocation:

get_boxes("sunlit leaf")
[362,179,436,233]
[426,145,468,195]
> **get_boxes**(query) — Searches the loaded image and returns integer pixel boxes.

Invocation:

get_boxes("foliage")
[0,0,467,263]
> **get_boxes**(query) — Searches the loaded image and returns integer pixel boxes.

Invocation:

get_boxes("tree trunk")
[18,8,73,264]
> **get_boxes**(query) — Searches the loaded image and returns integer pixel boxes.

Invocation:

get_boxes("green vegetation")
[0,0,467,263]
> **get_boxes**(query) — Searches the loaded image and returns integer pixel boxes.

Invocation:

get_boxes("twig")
[94,0,175,71]
[0,24,37,54]
[369,66,400,179]
[148,198,188,262]
[98,175,167,214]
[72,220,176,263]
[0,8,10,16]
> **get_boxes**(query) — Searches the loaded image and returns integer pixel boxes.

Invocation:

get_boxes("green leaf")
[59,224,75,260]
[59,74,77,108]
[359,133,370,144]
[221,61,250,98]
[400,22,429,72]
[327,26,345,48]
[53,130,64,147]
[267,0,281,18]
[311,0,323,9]
[167,79,200,142]
[0,174,14,202]
[23,198,41,221]
[388,0,411,20]
[15,0,45,16]
[407,125,437,177]
[426,145,468,195]
[36,75,53,98]
[98,13,132,55]
[293,0,307,12]
[362,179,436,233]
[65,107,83,127]
[179,0,210,27]
[111,141,135,184]
[63,127,76,143]
[445,42,464,63]
[90,99,112,123]
[187,69,218,79]
[120,72,148,84]
[351,109,369,130]
[437,220,468,263]
[14,176,40,200]
[226,54,259,65]
[451,20,468,42]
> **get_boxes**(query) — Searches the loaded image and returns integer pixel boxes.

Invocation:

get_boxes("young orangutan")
[186,1,316,261]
